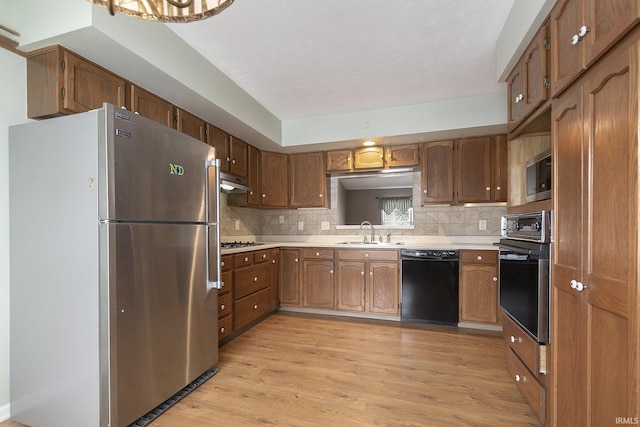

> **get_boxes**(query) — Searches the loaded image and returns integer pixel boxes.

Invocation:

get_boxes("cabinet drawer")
[234,252,254,267]
[220,255,233,272]
[218,314,232,341]
[218,292,232,319]
[235,262,271,299]
[234,287,271,331]
[302,248,334,259]
[460,250,497,264]
[254,249,271,264]
[219,270,233,296]
[506,347,544,422]
[338,249,399,261]
[502,310,539,375]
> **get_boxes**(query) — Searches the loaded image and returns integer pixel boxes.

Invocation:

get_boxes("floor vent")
[128,368,219,427]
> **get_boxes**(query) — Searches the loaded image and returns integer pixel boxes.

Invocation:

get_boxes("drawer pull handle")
[510,335,521,343]
[220,304,225,310]
[253,304,258,310]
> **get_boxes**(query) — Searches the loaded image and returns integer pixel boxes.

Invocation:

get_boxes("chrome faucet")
[359,220,374,243]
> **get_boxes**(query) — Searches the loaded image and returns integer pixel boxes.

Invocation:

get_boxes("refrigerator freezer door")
[101,105,216,223]
[103,222,218,426]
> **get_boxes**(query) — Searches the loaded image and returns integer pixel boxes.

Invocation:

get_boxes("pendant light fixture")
[89,0,235,22]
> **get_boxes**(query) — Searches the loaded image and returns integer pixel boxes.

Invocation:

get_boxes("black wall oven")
[497,211,551,343]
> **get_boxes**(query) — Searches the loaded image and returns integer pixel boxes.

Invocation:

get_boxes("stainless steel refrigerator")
[9,103,221,427]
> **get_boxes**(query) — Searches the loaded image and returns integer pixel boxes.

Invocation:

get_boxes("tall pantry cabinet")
[551,29,640,426]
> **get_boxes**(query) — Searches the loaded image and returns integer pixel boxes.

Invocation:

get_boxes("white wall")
[0,48,30,420]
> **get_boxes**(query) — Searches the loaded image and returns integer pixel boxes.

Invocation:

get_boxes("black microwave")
[525,150,551,202]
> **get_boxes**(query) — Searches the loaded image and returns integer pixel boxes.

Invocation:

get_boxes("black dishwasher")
[401,249,459,325]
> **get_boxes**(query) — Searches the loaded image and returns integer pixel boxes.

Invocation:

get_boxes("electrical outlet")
[279,215,285,224]
[235,219,240,230]
[298,221,304,230]
[321,221,330,231]
[478,220,487,231]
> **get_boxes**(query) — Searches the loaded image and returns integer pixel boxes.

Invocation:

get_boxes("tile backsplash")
[220,193,506,239]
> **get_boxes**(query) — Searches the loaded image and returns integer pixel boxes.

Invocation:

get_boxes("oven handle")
[494,242,533,255]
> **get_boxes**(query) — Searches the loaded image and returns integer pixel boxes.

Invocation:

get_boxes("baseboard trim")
[458,321,503,332]
[0,402,10,422]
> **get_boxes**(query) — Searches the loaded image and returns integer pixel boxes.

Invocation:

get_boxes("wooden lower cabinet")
[218,255,233,342]
[337,249,400,316]
[459,250,499,325]
[279,249,301,306]
[234,288,271,331]
[302,249,335,309]
[270,249,280,310]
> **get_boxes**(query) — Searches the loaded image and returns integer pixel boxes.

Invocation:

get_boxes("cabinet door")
[550,0,585,96]
[260,151,288,208]
[129,85,174,128]
[302,260,335,309]
[337,261,366,312]
[584,0,640,66]
[279,249,300,306]
[326,150,352,172]
[207,125,230,173]
[551,86,584,427]
[368,262,399,314]
[385,144,419,168]
[421,140,454,204]
[522,24,549,118]
[229,136,248,178]
[493,135,508,202]
[270,249,279,310]
[459,264,498,324]
[507,63,524,127]
[289,152,326,208]
[63,50,126,114]
[354,146,384,169]
[247,145,261,207]
[456,136,492,203]
[176,108,205,142]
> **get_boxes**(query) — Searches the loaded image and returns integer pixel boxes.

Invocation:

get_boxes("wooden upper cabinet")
[260,151,288,208]
[27,46,126,118]
[507,64,525,127]
[289,152,327,208]
[385,144,419,168]
[247,145,261,206]
[229,136,248,178]
[456,136,507,203]
[207,124,231,172]
[551,0,639,97]
[175,108,205,142]
[354,146,384,169]
[326,150,353,172]
[129,85,173,128]
[421,140,454,204]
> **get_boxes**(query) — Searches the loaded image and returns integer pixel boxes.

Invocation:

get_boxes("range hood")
[220,172,253,193]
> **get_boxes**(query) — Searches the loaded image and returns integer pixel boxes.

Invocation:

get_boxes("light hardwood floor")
[2,312,540,426]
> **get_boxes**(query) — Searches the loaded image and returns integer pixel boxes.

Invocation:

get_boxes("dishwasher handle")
[401,249,459,261]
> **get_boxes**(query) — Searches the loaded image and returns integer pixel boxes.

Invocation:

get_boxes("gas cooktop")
[220,241,263,249]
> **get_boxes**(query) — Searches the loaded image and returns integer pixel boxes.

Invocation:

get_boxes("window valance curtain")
[378,196,412,215]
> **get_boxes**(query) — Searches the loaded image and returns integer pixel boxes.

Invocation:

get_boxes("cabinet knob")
[515,374,523,382]
[365,253,369,257]
[370,271,373,276]
[225,157,231,162]
[262,254,267,259]
[315,252,320,256]
[221,261,225,267]
[294,258,299,262]
[477,255,483,261]
[485,186,491,191]
[319,193,323,198]
[253,276,258,282]
[578,25,589,38]
[361,271,365,275]
[496,186,501,191]
[244,257,249,262]
[571,34,580,45]
[510,335,521,343]
[330,269,334,274]
[253,304,258,310]
[232,159,236,164]
[220,282,225,288]
[571,279,586,292]
[220,304,225,310]
[262,194,266,198]
[272,259,276,264]
[423,189,427,194]
[220,327,225,333]
[493,277,498,282]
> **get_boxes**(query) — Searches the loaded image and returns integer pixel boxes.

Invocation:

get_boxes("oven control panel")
[501,211,551,243]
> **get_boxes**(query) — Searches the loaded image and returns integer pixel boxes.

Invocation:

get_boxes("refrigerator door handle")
[206,159,222,291]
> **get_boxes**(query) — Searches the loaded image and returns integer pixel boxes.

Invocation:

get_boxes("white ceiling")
[168,0,515,122]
